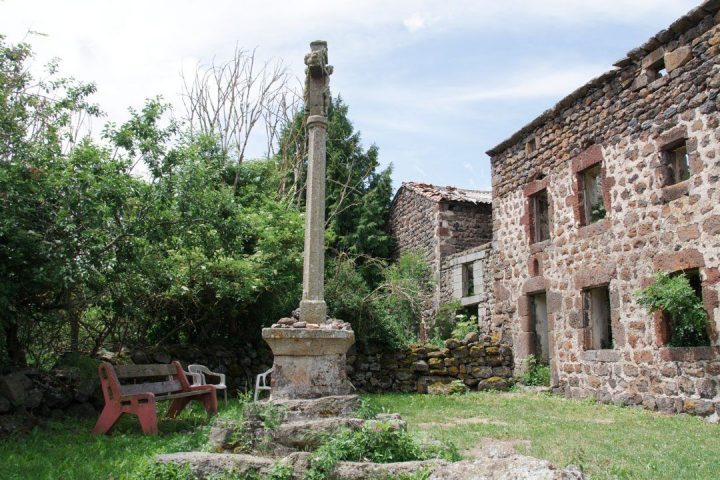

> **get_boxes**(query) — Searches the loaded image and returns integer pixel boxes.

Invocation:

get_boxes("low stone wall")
[134,342,274,393]
[0,364,103,436]
[347,336,514,393]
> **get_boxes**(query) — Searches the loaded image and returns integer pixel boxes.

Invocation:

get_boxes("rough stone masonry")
[487,1,720,417]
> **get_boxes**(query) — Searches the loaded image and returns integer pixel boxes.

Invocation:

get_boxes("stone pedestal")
[261,328,355,399]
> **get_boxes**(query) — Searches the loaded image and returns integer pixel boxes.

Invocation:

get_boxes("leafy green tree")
[0,37,107,365]
[276,96,394,265]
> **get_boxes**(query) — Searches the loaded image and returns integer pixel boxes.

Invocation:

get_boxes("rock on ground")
[156,451,446,480]
[429,444,586,480]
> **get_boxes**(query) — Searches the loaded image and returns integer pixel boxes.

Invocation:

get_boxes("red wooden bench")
[92,360,218,435]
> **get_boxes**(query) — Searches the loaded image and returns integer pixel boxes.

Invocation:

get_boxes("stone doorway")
[530,293,549,364]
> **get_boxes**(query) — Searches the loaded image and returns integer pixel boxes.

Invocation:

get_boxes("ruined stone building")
[487,1,720,415]
[388,182,493,326]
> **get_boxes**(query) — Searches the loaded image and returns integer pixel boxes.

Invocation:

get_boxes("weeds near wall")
[304,423,459,480]
[451,314,478,340]
[521,355,550,386]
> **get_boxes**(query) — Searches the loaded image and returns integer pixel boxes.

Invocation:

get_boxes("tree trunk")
[69,314,80,353]
[5,318,27,366]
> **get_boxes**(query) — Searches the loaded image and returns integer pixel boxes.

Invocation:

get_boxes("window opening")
[661,140,690,186]
[530,292,549,363]
[580,164,605,224]
[582,285,613,350]
[657,269,705,346]
[462,262,475,297]
[531,189,550,243]
[526,138,537,155]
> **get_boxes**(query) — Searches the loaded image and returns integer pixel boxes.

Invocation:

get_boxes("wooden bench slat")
[120,380,182,396]
[120,390,207,402]
[115,363,177,379]
[156,390,208,401]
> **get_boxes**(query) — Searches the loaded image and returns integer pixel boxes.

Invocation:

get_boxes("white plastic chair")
[188,364,228,404]
[254,367,273,402]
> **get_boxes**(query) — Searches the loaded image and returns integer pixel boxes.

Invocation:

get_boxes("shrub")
[431,300,462,341]
[326,252,433,347]
[636,272,709,347]
[451,314,478,340]
[521,355,550,386]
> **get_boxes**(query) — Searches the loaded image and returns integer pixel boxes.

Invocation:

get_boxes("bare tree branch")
[181,46,298,191]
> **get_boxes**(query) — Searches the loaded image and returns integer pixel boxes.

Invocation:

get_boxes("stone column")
[299,40,333,324]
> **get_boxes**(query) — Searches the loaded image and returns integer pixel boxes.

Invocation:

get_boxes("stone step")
[271,415,406,450]
[156,451,445,480]
[157,450,588,480]
[269,394,360,421]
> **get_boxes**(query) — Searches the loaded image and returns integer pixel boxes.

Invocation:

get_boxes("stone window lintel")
[582,349,620,363]
[524,176,550,197]
[460,295,481,307]
[577,218,611,239]
[659,346,720,362]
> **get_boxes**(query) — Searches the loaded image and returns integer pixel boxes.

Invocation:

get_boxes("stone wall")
[438,244,503,340]
[437,202,492,258]
[347,337,513,393]
[487,3,720,417]
[389,187,438,272]
[0,359,104,436]
[135,342,274,392]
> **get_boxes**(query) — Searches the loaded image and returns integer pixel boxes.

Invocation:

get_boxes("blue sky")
[0,0,701,191]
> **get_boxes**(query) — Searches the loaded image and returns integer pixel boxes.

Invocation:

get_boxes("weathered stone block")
[0,372,33,407]
[664,46,692,72]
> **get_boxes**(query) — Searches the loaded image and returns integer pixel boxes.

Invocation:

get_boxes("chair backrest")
[113,362,187,396]
[188,364,209,384]
[188,364,210,375]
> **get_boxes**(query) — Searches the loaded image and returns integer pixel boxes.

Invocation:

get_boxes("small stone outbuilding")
[389,182,493,322]
[487,1,720,416]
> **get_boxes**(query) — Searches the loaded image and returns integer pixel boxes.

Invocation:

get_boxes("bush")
[431,300,462,341]
[451,314,478,340]
[636,272,709,347]
[430,303,478,343]
[521,355,550,386]
[326,252,433,347]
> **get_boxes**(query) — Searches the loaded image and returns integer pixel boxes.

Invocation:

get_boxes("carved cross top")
[304,41,333,117]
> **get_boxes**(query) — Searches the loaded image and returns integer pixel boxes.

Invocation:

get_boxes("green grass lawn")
[0,392,718,479]
[370,391,720,480]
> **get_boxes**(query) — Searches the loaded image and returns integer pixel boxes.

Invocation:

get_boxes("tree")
[0,37,106,365]
[276,96,394,265]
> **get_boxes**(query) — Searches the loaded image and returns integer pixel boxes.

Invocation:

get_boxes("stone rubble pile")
[0,358,103,437]
[270,308,352,330]
[159,394,588,479]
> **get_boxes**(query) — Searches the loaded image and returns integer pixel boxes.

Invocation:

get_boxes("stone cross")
[299,41,333,324]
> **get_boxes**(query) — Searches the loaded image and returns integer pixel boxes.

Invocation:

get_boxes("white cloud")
[0,0,701,187]
[403,14,427,32]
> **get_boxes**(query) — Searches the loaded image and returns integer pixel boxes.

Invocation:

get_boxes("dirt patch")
[416,416,509,429]
[464,437,532,459]
[456,416,509,426]
[583,417,614,424]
